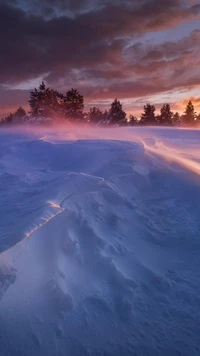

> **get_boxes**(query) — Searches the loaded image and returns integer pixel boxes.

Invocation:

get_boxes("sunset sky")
[1,0,200,118]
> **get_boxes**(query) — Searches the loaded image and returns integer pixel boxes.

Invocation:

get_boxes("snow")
[0,126,200,356]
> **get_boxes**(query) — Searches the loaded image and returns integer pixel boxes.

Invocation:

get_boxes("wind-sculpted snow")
[0,127,200,356]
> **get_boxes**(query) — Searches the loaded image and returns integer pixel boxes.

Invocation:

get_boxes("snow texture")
[0,126,200,356]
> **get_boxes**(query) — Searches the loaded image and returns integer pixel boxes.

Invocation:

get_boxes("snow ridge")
[0,127,200,356]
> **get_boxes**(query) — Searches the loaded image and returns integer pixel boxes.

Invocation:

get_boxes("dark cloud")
[0,0,200,116]
[2,0,183,17]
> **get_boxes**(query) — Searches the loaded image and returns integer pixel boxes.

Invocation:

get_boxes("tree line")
[1,82,200,127]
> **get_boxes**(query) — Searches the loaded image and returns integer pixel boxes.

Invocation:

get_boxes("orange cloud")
[174,96,200,112]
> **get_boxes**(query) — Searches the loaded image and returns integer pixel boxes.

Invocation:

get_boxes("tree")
[172,112,180,125]
[108,99,126,125]
[159,104,173,126]
[62,88,84,121]
[88,107,103,124]
[29,82,61,118]
[12,107,27,123]
[184,100,196,126]
[3,113,13,124]
[129,115,138,126]
[140,103,156,125]
[15,106,26,117]
[96,110,109,125]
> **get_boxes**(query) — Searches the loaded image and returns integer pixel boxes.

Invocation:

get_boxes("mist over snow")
[0,126,200,356]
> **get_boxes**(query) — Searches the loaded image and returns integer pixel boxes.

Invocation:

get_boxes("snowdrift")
[0,126,200,356]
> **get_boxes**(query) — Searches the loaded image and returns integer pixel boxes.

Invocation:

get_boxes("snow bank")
[0,126,200,355]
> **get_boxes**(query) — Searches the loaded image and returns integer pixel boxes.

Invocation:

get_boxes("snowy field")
[0,126,200,356]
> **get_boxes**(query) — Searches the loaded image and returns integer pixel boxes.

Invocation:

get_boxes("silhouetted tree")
[101,110,109,124]
[159,104,173,126]
[62,88,84,121]
[4,79,200,130]
[108,99,126,125]
[140,103,156,125]
[16,106,26,116]
[12,107,27,123]
[129,115,138,126]
[29,82,61,118]
[88,107,103,124]
[172,112,180,125]
[184,100,196,126]
[3,113,13,124]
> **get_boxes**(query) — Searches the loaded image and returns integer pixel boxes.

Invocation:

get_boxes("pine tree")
[29,82,45,117]
[129,115,137,126]
[172,112,180,125]
[108,99,126,125]
[62,88,84,121]
[88,107,103,124]
[12,107,26,123]
[15,107,26,117]
[4,113,13,124]
[184,100,196,126]
[140,103,156,125]
[102,110,109,124]
[159,104,173,126]
[29,82,61,118]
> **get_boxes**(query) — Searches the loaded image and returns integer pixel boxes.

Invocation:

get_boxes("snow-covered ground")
[0,126,200,356]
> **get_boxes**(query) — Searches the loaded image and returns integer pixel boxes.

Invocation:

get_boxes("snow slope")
[0,126,200,356]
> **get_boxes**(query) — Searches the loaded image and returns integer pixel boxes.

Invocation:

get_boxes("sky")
[0,0,200,118]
